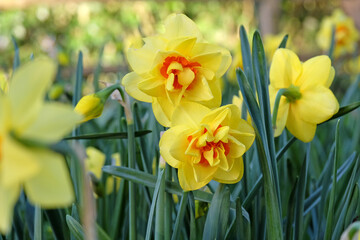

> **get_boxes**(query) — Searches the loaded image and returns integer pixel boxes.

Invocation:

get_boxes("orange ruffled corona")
[122,14,231,127]
[159,102,255,191]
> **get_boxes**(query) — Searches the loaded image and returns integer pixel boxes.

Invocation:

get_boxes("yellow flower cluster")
[0,59,81,233]
[317,9,359,57]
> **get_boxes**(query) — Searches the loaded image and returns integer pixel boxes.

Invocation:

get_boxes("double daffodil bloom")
[122,14,231,127]
[0,59,81,233]
[160,102,255,191]
[317,9,360,57]
[269,49,339,142]
[85,147,121,196]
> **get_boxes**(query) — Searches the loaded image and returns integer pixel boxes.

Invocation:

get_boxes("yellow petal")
[171,102,211,128]
[286,105,317,142]
[325,67,335,88]
[201,105,230,130]
[122,72,153,103]
[213,157,244,184]
[138,77,165,97]
[21,103,81,143]
[198,78,222,109]
[227,136,246,159]
[127,46,157,74]
[1,136,40,187]
[193,163,218,183]
[191,43,231,78]
[9,58,56,131]
[295,86,339,124]
[152,97,174,127]
[297,55,332,90]
[191,52,222,77]
[178,162,210,191]
[167,37,197,56]
[0,183,20,234]
[269,49,302,89]
[24,149,74,208]
[86,147,106,179]
[184,76,213,102]
[163,14,202,40]
[160,126,190,168]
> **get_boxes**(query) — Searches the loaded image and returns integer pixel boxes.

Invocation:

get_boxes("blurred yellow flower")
[0,59,81,234]
[264,33,288,62]
[317,9,360,58]
[0,71,8,93]
[159,102,255,191]
[48,83,64,100]
[122,14,231,127]
[85,147,121,196]
[269,49,339,142]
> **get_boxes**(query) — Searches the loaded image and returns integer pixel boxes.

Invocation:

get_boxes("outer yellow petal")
[269,49,302,89]
[1,136,40,187]
[0,183,20,234]
[127,46,157,74]
[191,52,222,77]
[178,162,211,191]
[9,59,56,132]
[201,106,230,130]
[24,149,74,208]
[297,55,331,90]
[21,103,81,143]
[295,86,339,124]
[198,78,222,109]
[191,43,231,78]
[160,126,190,168]
[163,14,202,40]
[152,97,174,127]
[122,72,153,103]
[213,157,244,184]
[167,37,197,56]
[286,105,317,143]
[138,77,165,97]
[171,102,211,128]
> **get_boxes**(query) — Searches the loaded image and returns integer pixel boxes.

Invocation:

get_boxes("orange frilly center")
[160,56,201,92]
[186,125,230,167]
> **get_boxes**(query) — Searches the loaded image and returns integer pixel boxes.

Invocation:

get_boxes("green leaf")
[11,36,20,71]
[45,209,70,240]
[171,192,189,240]
[286,177,299,239]
[203,184,230,240]
[278,34,289,48]
[294,144,310,240]
[235,198,250,240]
[145,169,165,240]
[324,120,340,240]
[239,25,255,92]
[64,130,151,140]
[328,25,336,60]
[66,215,84,240]
[72,51,83,137]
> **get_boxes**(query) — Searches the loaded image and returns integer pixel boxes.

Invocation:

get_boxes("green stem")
[34,205,42,240]
[127,122,136,240]
[272,88,287,131]
[155,165,165,240]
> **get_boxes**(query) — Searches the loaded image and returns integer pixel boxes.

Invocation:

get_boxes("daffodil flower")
[85,147,121,196]
[0,59,81,233]
[317,9,360,57]
[159,102,255,191]
[122,14,231,127]
[269,49,339,142]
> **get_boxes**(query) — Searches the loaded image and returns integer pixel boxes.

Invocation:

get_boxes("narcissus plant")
[159,102,255,191]
[269,48,339,142]
[122,13,231,127]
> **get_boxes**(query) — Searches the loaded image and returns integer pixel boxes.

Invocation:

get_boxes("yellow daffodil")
[159,102,255,191]
[269,49,339,142]
[85,147,121,196]
[0,71,8,93]
[122,14,231,127]
[317,9,360,58]
[264,33,289,62]
[0,59,81,233]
